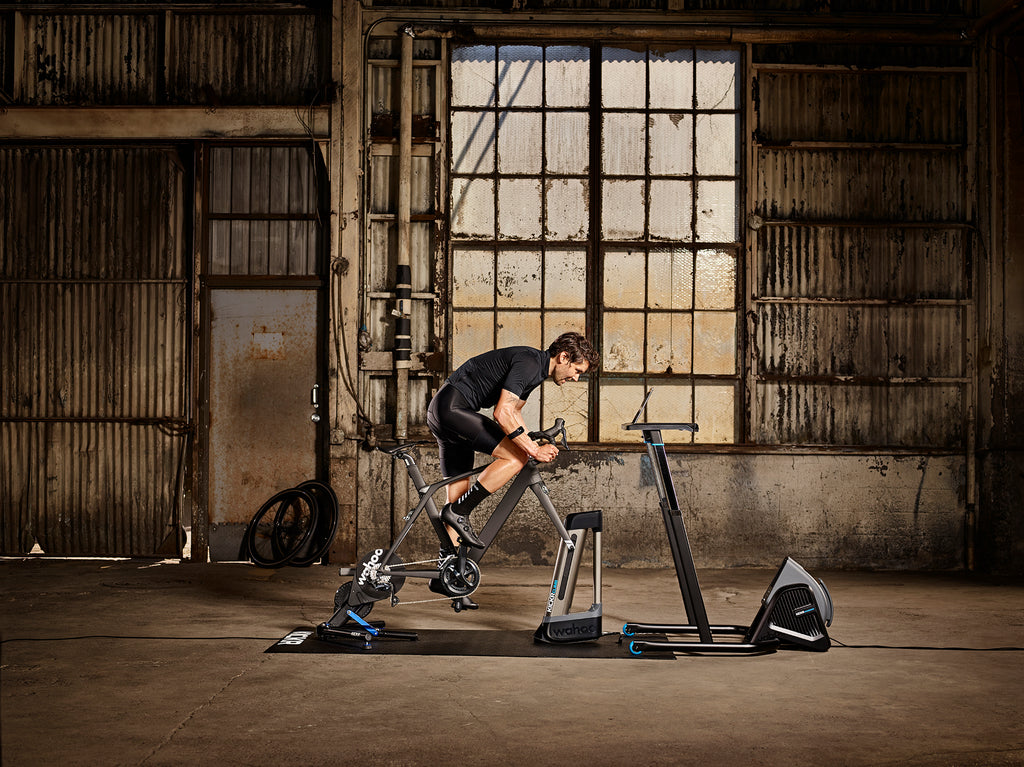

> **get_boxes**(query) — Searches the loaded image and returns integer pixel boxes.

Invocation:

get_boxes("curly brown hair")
[548,332,600,370]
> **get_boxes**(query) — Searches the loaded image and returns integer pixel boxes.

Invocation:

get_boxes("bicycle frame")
[365,448,576,586]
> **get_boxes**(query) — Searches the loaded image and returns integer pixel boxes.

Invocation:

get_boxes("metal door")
[207,288,319,560]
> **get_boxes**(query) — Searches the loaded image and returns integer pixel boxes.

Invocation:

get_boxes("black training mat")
[267,627,674,659]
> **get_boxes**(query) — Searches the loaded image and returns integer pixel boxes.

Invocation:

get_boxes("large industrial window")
[450,44,740,443]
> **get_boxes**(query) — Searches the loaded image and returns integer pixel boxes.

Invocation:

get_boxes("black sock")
[451,481,491,517]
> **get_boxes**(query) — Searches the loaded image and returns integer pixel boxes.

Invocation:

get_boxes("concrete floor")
[2,557,1023,767]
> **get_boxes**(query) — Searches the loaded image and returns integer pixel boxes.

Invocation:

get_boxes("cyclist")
[427,331,599,549]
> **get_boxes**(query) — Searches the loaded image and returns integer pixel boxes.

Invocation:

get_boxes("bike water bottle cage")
[506,426,525,440]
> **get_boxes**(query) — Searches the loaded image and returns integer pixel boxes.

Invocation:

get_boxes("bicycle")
[317,418,603,644]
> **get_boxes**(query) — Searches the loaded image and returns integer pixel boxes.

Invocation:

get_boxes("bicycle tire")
[245,488,318,568]
[289,480,340,567]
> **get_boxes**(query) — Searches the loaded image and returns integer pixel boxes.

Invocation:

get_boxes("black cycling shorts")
[426,384,507,477]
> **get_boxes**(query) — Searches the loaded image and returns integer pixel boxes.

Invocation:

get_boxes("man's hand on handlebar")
[527,418,567,462]
[533,443,559,462]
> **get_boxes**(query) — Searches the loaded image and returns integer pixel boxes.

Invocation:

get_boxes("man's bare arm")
[493,389,558,462]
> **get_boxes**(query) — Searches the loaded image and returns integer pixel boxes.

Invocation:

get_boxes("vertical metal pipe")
[394,27,414,442]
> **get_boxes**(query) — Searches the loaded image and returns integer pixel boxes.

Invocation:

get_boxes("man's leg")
[445,477,472,505]
[442,439,529,548]
[476,438,529,493]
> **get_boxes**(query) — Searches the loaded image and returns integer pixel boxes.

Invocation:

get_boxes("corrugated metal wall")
[169,12,323,105]
[751,55,972,448]
[5,9,324,106]
[19,13,161,104]
[0,147,188,555]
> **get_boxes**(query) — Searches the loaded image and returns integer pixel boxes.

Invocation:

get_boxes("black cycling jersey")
[446,346,550,410]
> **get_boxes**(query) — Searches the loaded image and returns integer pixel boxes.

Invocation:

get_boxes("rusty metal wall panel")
[0,147,184,279]
[1,283,187,419]
[20,13,160,105]
[757,147,964,221]
[169,12,322,106]
[0,14,9,94]
[755,304,964,379]
[751,50,971,451]
[0,146,187,556]
[757,225,966,300]
[10,421,184,556]
[756,70,967,144]
[752,382,962,446]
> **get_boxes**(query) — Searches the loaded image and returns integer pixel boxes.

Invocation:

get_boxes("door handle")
[311,384,321,423]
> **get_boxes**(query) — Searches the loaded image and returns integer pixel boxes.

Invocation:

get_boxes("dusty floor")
[1,557,1023,767]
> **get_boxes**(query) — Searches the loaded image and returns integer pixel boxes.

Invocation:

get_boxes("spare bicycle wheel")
[245,488,318,568]
[289,480,340,567]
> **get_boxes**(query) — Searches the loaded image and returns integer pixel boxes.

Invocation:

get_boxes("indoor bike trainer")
[621,390,834,656]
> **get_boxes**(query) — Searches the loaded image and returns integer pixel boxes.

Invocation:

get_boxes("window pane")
[693,311,736,374]
[648,248,693,310]
[542,379,590,444]
[544,247,587,308]
[452,246,494,307]
[646,381,695,443]
[602,112,645,176]
[519,388,542,433]
[451,177,494,238]
[650,48,694,110]
[604,249,646,308]
[452,311,494,364]
[546,112,589,174]
[649,114,693,176]
[600,380,646,442]
[270,220,290,275]
[498,45,543,107]
[696,113,737,176]
[602,47,646,109]
[546,46,590,107]
[647,313,692,374]
[452,45,495,107]
[696,50,739,110]
[497,249,542,307]
[451,111,495,174]
[543,310,587,339]
[545,178,589,241]
[210,220,230,273]
[695,180,738,243]
[649,179,693,240]
[695,249,736,310]
[603,312,645,372]
[498,111,542,174]
[497,310,542,349]
[694,382,734,443]
[497,178,542,239]
[602,179,645,240]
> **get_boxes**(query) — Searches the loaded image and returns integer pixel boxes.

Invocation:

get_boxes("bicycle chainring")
[439,558,481,598]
